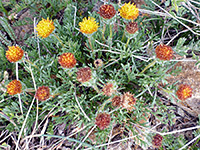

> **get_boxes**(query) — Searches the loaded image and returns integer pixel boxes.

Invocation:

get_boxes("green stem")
[53,33,64,48]
[16,62,19,81]
[140,59,157,74]
[121,29,125,42]
[93,84,100,93]
[88,37,93,52]
[99,99,111,112]
[109,24,112,39]
[102,23,106,41]
[0,1,8,15]
[125,38,130,48]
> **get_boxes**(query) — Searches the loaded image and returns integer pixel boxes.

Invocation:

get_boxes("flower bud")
[126,22,138,34]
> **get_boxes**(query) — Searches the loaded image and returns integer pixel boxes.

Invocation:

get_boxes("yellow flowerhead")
[7,80,22,95]
[6,46,24,63]
[79,17,99,34]
[119,2,139,20]
[36,18,55,38]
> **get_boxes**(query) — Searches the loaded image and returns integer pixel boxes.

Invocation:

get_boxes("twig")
[108,123,114,149]
[74,88,91,122]
[50,124,91,149]
[139,8,200,27]
[104,58,120,68]
[183,1,200,21]
[16,62,23,115]
[166,29,189,45]
[72,6,80,31]
[15,98,36,150]
[161,125,200,136]
[25,54,38,148]
[93,49,120,54]
[0,133,11,144]
[189,0,200,5]
[179,133,200,150]
[76,125,96,150]
[16,62,19,81]
[84,134,138,150]
[149,0,200,36]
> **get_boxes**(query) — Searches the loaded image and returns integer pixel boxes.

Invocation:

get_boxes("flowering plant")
[0,1,199,150]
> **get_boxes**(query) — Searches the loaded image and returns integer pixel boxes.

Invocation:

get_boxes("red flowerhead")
[58,53,76,68]
[35,86,50,101]
[176,84,192,100]
[76,67,92,83]
[152,134,163,148]
[95,113,111,130]
[155,44,173,60]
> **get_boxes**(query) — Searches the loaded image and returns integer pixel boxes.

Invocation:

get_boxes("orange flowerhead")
[152,134,163,148]
[58,53,76,68]
[155,44,173,60]
[35,86,50,101]
[176,84,192,100]
[122,92,136,111]
[36,18,55,38]
[79,17,99,34]
[76,67,92,83]
[95,113,111,130]
[6,46,24,63]
[126,22,138,34]
[119,2,139,20]
[7,80,22,95]
[98,4,116,19]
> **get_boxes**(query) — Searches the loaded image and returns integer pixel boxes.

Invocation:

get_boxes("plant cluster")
[0,0,200,149]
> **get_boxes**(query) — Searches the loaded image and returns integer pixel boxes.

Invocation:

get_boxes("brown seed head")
[176,84,192,101]
[155,44,173,60]
[102,83,116,96]
[111,95,122,107]
[6,46,24,63]
[126,22,138,34]
[98,4,116,19]
[7,80,22,95]
[152,134,163,148]
[35,86,50,101]
[122,92,136,111]
[95,113,111,130]
[77,67,92,83]
[58,53,76,68]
